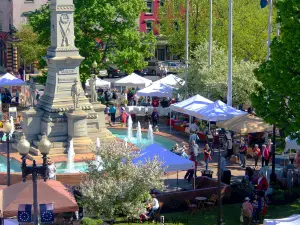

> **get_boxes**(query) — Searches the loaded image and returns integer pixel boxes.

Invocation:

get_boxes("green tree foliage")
[179,42,259,105]
[28,0,156,81]
[15,25,47,65]
[159,0,273,62]
[80,141,164,219]
[251,0,300,141]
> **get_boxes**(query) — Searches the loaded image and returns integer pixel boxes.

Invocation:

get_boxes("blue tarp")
[133,144,194,172]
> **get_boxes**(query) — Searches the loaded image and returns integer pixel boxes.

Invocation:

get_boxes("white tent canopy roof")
[114,73,152,88]
[85,78,111,88]
[264,214,300,225]
[152,74,184,87]
[285,136,300,152]
[137,82,174,98]
[0,73,25,87]
[170,94,213,114]
[196,100,247,122]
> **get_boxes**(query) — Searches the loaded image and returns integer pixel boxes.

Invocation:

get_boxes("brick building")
[0,0,49,73]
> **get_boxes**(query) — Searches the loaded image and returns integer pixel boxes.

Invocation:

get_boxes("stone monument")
[21,0,114,156]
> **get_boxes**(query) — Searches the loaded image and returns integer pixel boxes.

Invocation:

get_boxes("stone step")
[37,135,68,142]
[49,147,66,155]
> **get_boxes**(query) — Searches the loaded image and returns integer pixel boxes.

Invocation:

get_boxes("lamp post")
[2,120,13,186]
[17,133,51,225]
[92,61,98,75]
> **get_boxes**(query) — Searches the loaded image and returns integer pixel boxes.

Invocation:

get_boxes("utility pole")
[184,0,189,98]
[227,0,233,106]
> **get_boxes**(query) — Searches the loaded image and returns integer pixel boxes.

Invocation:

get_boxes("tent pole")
[177,170,178,191]
[194,167,196,190]
[169,108,172,134]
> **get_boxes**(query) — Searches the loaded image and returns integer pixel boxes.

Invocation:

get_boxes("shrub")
[81,217,103,225]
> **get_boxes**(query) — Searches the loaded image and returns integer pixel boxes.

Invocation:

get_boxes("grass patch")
[117,199,300,225]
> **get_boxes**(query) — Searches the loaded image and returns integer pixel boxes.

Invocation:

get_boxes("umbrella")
[216,114,272,134]
[0,180,78,217]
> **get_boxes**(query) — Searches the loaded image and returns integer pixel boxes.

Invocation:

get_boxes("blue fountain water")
[0,129,175,174]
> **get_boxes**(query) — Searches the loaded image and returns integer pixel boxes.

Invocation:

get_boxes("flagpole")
[267,0,273,60]
[208,0,213,67]
[184,0,189,98]
[227,0,233,107]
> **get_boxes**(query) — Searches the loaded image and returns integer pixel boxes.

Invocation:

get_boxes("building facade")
[139,0,174,62]
[0,0,49,73]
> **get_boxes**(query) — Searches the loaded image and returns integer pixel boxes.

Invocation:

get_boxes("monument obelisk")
[21,0,114,155]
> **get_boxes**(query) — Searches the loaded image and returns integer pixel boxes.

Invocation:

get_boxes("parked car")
[165,61,183,74]
[107,65,127,78]
[98,69,108,78]
[146,61,161,76]
[134,69,148,76]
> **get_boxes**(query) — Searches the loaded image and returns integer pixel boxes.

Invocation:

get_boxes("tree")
[80,141,164,219]
[179,42,259,105]
[28,0,156,81]
[15,25,47,66]
[251,0,300,141]
[159,0,273,62]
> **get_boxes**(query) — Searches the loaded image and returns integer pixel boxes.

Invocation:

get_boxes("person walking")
[242,197,253,225]
[262,144,270,167]
[239,140,247,168]
[189,131,199,144]
[203,144,212,171]
[151,108,159,127]
[190,140,199,161]
[109,104,117,125]
[253,144,261,169]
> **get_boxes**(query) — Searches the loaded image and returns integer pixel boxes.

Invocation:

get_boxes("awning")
[137,82,174,98]
[114,73,152,88]
[0,180,78,217]
[216,114,272,134]
[0,73,26,87]
[152,74,184,87]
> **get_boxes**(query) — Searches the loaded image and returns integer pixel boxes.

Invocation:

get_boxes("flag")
[260,0,268,8]
[40,203,54,223]
[18,204,32,223]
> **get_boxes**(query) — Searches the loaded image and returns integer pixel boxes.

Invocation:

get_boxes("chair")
[204,194,218,212]
[184,199,197,215]
[153,202,163,221]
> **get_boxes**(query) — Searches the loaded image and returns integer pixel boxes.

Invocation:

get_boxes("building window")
[146,1,153,14]
[146,21,152,33]
[24,0,34,3]
[157,49,165,61]
[0,40,5,68]
[0,11,3,31]
[160,0,165,7]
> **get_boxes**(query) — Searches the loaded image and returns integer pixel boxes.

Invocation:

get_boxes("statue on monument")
[71,79,81,109]
[59,13,71,47]
[29,77,36,107]
[89,74,97,103]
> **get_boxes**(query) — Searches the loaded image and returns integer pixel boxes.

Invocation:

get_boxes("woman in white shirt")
[148,194,159,219]
[48,160,57,180]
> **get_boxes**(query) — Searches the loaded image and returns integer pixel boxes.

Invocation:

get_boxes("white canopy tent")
[195,100,247,122]
[284,136,300,153]
[85,78,111,89]
[264,214,300,225]
[152,74,184,87]
[0,73,25,87]
[114,73,152,88]
[136,82,174,98]
[170,94,213,114]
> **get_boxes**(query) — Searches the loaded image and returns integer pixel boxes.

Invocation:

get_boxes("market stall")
[216,114,272,134]
[285,136,300,152]
[264,214,300,225]
[85,77,111,94]
[0,73,26,87]
[136,82,174,98]
[114,73,152,88]
[152,74,185,87]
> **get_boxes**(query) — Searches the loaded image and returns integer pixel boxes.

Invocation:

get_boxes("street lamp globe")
[92,61,98,69]
[17,133,31,155]
[38,134,51,155]
[3,120,12,134]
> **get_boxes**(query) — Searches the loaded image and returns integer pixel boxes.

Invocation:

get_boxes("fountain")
[136,122,142,147]
[94,138,103,171]
[127,115,133,140]
[147,124,154,144]
[66,139,76,172]
[124,137,128,148]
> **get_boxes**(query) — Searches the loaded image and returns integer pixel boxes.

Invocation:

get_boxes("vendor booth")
[136,82,174,98]
[152,74,185,87]
[85,77,111,94]
[264,214,300,225]
[0,73,26,87]
[114,73,152,88]
[216,114,272,134]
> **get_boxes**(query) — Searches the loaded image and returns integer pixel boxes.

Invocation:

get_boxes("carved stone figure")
[59,13,71,47]
[71,79,81,109]
[29,77,36,107]
[89,75,97,103]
